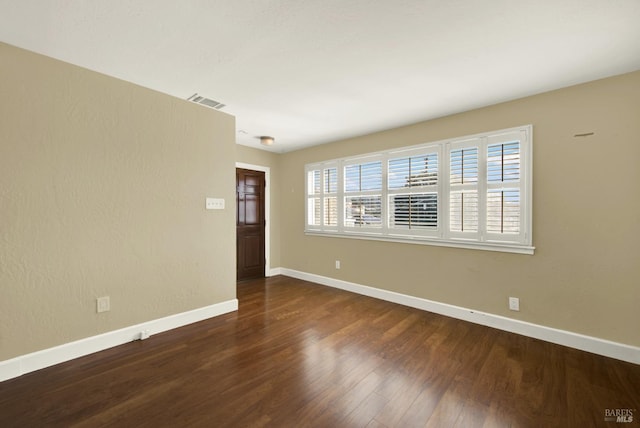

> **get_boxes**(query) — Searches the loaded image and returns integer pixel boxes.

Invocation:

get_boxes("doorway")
[236,168,266,280]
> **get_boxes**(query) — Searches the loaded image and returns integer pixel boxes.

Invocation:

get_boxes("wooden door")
[236,168,265,281]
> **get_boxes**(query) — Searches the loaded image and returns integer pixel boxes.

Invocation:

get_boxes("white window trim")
[305,125,534,255]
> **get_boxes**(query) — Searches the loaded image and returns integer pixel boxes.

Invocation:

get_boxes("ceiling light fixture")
[260,136,275,146]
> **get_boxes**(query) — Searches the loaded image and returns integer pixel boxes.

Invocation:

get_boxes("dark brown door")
[236,168,265,281]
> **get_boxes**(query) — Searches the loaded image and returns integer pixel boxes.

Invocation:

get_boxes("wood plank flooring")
[1,275,638,427]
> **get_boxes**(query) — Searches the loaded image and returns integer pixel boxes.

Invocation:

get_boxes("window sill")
[304,230,535,255]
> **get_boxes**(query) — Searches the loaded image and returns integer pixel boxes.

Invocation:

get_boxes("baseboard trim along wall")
[2,271,637,383]
[268,267,283,276]
[279,268,640,365]
[0,299,238,382]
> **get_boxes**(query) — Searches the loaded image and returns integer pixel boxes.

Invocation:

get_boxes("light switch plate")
[206,198,225,210]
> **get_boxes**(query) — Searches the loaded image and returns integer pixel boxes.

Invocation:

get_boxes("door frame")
[236,162,271,277]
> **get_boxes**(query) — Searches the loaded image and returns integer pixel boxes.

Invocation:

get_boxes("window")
[305,125,533,254]
[307,167,338,229]
[449,146,478,233]
[323,168,337,226]
[344,160,382,228]
[487,141,520,234]
[388,149,439,235]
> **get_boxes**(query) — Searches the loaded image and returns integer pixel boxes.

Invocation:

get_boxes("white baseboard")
[279,268,640,365]
[0,299,238,382]
[268,267,282,277]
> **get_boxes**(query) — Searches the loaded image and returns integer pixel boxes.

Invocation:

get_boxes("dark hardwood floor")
[1,276,638,427]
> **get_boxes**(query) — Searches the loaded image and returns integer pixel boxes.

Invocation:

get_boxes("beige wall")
[2,39,638,364]
[279,71,640,347]
[0,43,237,360]
[236,145,282,269]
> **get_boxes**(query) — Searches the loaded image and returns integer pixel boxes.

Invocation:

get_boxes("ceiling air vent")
[187,93,226,110]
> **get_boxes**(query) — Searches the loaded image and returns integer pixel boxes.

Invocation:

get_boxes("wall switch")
[206,198,225,210]
[335,260,341,269]
[509,297,520,311]
[97,296,110,313]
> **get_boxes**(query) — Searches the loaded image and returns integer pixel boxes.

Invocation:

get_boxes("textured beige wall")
[279,71,640,347]
[236,145,282,269]
[0,43,237,360]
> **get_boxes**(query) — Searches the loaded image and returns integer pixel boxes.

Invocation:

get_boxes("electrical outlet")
[509,297,520,311]
[335,260,341,269]
[97,296,110,313]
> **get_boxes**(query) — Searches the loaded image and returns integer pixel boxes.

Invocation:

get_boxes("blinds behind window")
[388,154,438,189]
[390,193,437,229]
[345,162,382,192]
[345,196,382,227]
[486,141,521,234]
[450,148,478,185]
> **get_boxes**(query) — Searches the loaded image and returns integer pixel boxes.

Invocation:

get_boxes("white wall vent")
[187,93,226,110]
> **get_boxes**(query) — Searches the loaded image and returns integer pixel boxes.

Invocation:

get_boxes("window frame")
[387,145,441,239]
[305,125,534,255]
[343,155,384,233]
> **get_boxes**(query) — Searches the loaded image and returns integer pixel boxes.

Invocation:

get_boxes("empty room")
[1,1,639,427]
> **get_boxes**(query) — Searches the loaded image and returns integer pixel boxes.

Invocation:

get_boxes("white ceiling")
[1,1,639,153]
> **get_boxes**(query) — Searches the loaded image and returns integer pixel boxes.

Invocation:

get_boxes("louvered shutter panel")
[344,161,382,227]
[388,152,438,231]
[323,168,338,226]
[307,169,321,227]
[486,142,521,235]
[449,147,479,233]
